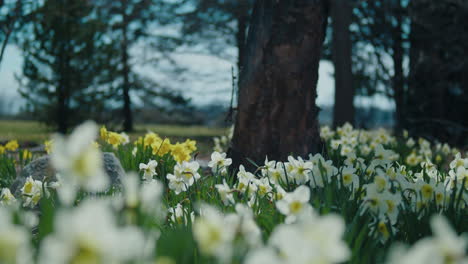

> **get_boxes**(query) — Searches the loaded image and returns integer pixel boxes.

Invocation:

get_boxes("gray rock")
[11,152,124,197]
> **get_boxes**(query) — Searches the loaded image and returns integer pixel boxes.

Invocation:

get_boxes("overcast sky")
[0,44,394,114]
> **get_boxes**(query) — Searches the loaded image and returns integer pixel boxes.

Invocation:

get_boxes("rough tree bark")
[230,0,329,169]
[331,0,354,128]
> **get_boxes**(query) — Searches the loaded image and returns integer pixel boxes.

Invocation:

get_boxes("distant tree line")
[1,0,467,147]
[2,0,189,133]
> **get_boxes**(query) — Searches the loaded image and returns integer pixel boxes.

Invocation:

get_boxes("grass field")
[0,120,227,154]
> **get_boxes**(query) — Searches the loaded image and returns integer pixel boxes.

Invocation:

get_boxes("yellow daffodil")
[5,140,19,151]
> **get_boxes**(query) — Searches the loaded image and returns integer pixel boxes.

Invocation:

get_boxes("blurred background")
[0,0,467,149]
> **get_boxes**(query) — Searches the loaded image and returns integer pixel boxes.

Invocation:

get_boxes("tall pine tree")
[18,0,114,133]
[95,0,188,132]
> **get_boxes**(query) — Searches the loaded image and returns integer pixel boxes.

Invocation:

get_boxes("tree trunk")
[0,28,12,69]
[331,0,354,128]
[57,81,68,134]
[392,6,405,133]
[56,0,68,134]
[122,3,133,132]
[230,0,328,169]
[235,3,249,76]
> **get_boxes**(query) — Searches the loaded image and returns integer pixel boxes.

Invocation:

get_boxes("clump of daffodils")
[99,126,129,149]
[0,140,19,155]
[166,161,201,194]
[1,121,466,264]
[131,131,197,162]
[4,140,19,152]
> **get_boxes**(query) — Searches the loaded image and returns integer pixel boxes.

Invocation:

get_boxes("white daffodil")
[168,203,194,226]
[381,191,402,224]
[361,183,387,215]
[38,200,149,264]
[287,156,313,185]
[236,165,256,193]
[276,185,311,223]
[267,212,350,264]
[374,174,389,192]
[0,207,33,264]
[370,216,396,244]
[429,215,467,262]
[261,157,277,177]
[20,176,43,208]
[215,180,235,206]
[140,179,165,219]
[139,160,158,181]
[256,177,273,198]
[246,180,259,199]
[449,153,468,170]
[120,132,130,145]
[414,177,438,202]
[373,144,397,165]
[122,173,164,218]
[310,154,338,187]
[51,121,109,194]
[174,161,201,186]
[298,213,350,263]
[434,183,449,208]
[245,247,282,264]
[225,204,262,248]
[19,211,39,229]
[0,188,16,206]
[387,215,467,264]
[193,205,235,262]
[208,151,232,174]
[268,166,287,185]
[340,166,359,190]
[121,173,140,209]
[448,166,468,190]
[273,185,287,201]
[166,173,187,195]
[165,161,200,195]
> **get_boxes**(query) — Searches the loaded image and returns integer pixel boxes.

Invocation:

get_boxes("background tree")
[96,0,188,132]
[18,0,113,133]
[167,0,254,75]
[352,0,409,131]
[406,0,468,145]
[331,0,354,127]
[230,0,329,168]
[0,0,36,68]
